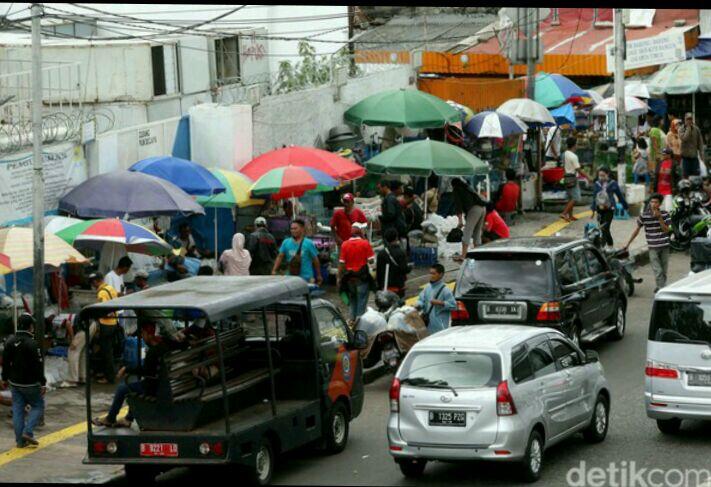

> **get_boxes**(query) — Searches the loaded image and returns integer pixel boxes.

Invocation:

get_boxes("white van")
[645,270,711,434]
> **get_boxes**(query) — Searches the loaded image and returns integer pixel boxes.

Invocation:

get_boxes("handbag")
[288,239,305,276]
[420,284,447,328]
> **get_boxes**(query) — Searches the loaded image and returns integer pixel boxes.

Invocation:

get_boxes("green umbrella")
[365,138,489,177]
[648,59,711,95]
[344,88,460,128]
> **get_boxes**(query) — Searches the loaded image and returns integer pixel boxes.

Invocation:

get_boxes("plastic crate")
[410,247,438,267]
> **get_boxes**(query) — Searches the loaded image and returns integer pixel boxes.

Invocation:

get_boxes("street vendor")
[330,193,367,247]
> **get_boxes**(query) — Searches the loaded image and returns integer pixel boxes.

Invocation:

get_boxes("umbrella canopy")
[344,88,460,129]
[446,100,475,124]
[196,168,264,208]
[497,98,556,126]
[240,146,365,181]
[55,219,172,256]
[59,170,205,219]
[464,111,527,138]
[0,252,11,275]
[549,103,576,126]
[534,72,588,108]
[44,215,84,235]
[584,90,605,106]
[250,166,338,200]
[625,81,650,99]
[648,59,711,95]
[128,156,225,196]
[592,96,649,117]
[365,138,489,177]
[0,227,88,271]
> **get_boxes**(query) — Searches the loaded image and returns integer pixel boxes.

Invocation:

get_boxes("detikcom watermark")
[566,461,711,487]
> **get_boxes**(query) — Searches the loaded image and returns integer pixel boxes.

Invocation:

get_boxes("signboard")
[606,30,685,73]
[0,143,87,226]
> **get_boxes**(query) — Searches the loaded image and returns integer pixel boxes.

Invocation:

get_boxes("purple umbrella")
[58,170,205,219]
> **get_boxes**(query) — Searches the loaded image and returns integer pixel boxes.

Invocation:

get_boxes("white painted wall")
[189,103,253,170]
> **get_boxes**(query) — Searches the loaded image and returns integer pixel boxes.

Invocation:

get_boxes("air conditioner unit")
[411,49,423,69]
[246,85,260,106]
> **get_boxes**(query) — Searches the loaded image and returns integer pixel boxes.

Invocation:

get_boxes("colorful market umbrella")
[464,111,527,138]
[44,215,84,235]
[59,170,205,219]
[446,100,475,124]
[549,103,576,126]
[240,146,365,181]
[0,252,11,275]
[592,96,649,117]
[534,72,588,108]
[250,166,338,200]
[583,89,605,106]
[344,88,460,129]
[497,98,556,126]
[0,227,88,271]
[648,59,711,95]
[196,169,263,208]
[55,219,172,256]
[128,156,225,196]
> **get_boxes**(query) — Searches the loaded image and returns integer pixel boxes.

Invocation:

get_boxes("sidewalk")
[0,207,648,483]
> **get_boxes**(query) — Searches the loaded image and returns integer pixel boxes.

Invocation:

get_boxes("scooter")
[584,222,642,297]
[670,178,711,251]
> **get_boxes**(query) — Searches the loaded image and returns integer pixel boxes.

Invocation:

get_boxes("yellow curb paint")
[0,406,128,468]
[534,211,592,238]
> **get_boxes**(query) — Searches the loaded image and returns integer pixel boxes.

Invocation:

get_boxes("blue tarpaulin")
[171,115,191,160]
[687,39,711,59]
[647,98,667,117]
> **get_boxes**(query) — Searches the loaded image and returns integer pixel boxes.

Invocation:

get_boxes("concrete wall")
[252,65,414,156]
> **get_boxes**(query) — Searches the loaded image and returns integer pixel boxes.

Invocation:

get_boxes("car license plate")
[140,443,178,457]
[482,302,523,320]
[428,410,466,427]
[688,372,711,387]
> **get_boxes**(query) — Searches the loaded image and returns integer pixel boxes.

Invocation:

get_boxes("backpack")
[595,186,612,210]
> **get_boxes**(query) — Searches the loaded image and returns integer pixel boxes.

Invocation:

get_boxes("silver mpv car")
[388,325,611,482]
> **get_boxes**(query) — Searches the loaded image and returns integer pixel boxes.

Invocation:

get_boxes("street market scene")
[1,5,711,486]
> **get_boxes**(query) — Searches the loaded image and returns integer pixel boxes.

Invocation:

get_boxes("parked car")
[645,270,711,435]
[451,237,627,346]
[388,325,611,482]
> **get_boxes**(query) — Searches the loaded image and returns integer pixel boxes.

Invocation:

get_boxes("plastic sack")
[356,307,387,337]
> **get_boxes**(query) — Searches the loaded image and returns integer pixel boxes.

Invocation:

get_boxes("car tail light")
[645,361,679,379]
[536,302,561,321]
[494,450,511,456]
[212,442,224,456]
[92,441,106,454]
[389,378,401,412]
[496,380,517,416]
[389,445,403,451]
[451,300,470,321]
[106,441,117,454]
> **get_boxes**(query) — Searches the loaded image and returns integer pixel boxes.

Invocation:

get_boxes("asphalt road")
[123,253,711,486]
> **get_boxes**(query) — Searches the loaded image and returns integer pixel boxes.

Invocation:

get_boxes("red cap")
[342,193,354,202]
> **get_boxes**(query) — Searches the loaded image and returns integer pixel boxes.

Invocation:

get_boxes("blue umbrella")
[464,111,528,138]
[58,170,205,219]
[129,156,225,196]
[549,103,575,126]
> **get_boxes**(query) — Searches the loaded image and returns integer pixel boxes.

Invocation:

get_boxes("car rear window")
[399,351,501,389]
[457,253,553,297]
[649,300,711,345]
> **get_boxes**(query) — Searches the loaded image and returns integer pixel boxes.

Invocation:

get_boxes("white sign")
[81,120,96,144]
[0,143,87,226]
[701,10,711,39]
[606,30,685,73]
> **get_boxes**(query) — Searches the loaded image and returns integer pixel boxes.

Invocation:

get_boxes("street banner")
[0,142,87,226]
[606,30,685,73]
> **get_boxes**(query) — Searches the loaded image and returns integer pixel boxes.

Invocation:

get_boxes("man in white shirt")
[545,126,562,163]
[104,256,132,296]
[561,137,591,222]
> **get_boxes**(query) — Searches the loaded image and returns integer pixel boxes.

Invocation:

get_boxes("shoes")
[21,434,38,447]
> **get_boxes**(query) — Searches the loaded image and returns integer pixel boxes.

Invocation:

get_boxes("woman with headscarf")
[219,233,252,276]
[666,118,682,179]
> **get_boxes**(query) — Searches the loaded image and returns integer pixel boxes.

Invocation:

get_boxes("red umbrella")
[239,146,365,181]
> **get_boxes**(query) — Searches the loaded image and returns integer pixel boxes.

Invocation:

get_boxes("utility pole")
[614,8,628,184]
[525,7,536,99]
[347,6,356,75]
[31,3,45,347]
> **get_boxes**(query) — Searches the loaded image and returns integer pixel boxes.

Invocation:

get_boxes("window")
[314,307,349,345]
[527,340,556,377]
[511,345,533,383]
[649,300,711,345]
[400,351,502,389]
[151,44,179,97]
[572,249,589,281]
[550,338,581,369]
[459,253,553,297]
[215,36,240,83]
[555,252,576,287]
[584,248,607,276]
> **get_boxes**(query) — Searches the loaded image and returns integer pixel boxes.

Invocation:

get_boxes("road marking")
[534,210,592,237]
[0,406,127,468]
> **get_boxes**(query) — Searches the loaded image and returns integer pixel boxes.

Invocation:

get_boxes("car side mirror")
[585,350,599,363]
[353,329,368,350]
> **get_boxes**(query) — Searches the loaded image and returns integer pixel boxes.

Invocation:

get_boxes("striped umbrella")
[55,219,172,256]
[0,227,88,270]
[250,166,339,200]
[240,146,365,181]
[0,252,11,275]
[535,72,588,108]
[465,111,528,138]
[196,168,264,208]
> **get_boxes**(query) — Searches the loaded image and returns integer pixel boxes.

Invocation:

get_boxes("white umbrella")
[586,90,605,105]
[592,96,649,117]
[625,81,650,99]
[497,98,556,126]
[44,215,84,235]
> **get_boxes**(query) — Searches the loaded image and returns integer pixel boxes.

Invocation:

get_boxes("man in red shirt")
[330,193,367,247]
[338,223,375,320]
[483,203,511,243]
[495,169,520,224]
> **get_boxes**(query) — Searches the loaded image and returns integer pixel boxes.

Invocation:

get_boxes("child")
[632,138,650,190]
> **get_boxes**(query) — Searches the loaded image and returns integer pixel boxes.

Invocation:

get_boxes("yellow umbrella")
[0,227,89,271]
[196,168,264,208]
[0,252,11,275]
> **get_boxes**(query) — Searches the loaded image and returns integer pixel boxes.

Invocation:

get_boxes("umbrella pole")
[214,207,218,268]
[423,176,428,216]
[13,271,17,332]
[693,92,696,124]
[383,263,390,292]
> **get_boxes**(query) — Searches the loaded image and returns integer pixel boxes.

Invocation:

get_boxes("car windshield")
[457,253,552,297]
[399,351,501,389]
[649,300,711,345]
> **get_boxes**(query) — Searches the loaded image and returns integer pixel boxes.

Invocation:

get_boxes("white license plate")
[140,443,178,457]
[688,372,711,387]
[481,302,524,320]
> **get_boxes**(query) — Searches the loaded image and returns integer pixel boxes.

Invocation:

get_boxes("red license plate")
[140,443,178,457]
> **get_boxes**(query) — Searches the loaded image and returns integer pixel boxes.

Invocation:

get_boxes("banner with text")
[606,30,685,73]
[0,143,87,226]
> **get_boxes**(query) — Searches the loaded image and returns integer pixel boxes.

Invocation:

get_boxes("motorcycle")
[670,178,711,251]
[584,223,642,297]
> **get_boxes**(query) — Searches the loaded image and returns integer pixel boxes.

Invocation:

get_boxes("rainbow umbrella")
[535,72,588,109]
[240,146,365,181]
[56,218,172,256]
[196,168,263,208]
[250,166,338,200]
[0,252,11,275]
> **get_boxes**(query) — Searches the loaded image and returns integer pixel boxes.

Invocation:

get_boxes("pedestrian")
[452,177,487,262]
[337,222,375,321]
[545,126,562,163]
[89,272,120,385]
[648,116,666,179]
[666,118,682,170]
[330,193,367,248]
[219,233,251,276]
[92,322,169,428]
[495,168,520,224]
[64,314,97,387]
[632,138,651,190]
[272,219,323,285]
[377,180,407,240]
[1,313,46,448]
[561,137,591,223]
[424,176,439,216]
[376,228,409,298]
[591,167,628,247]
[483,202,510,243]
[416,264,457,334]
[655,148,676,212]
[679,112,706,179]
[245,217,278,275]
[175,223,212,259]
[103,256,132,296]
[623,193,671,293]
[402,186,424,233]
